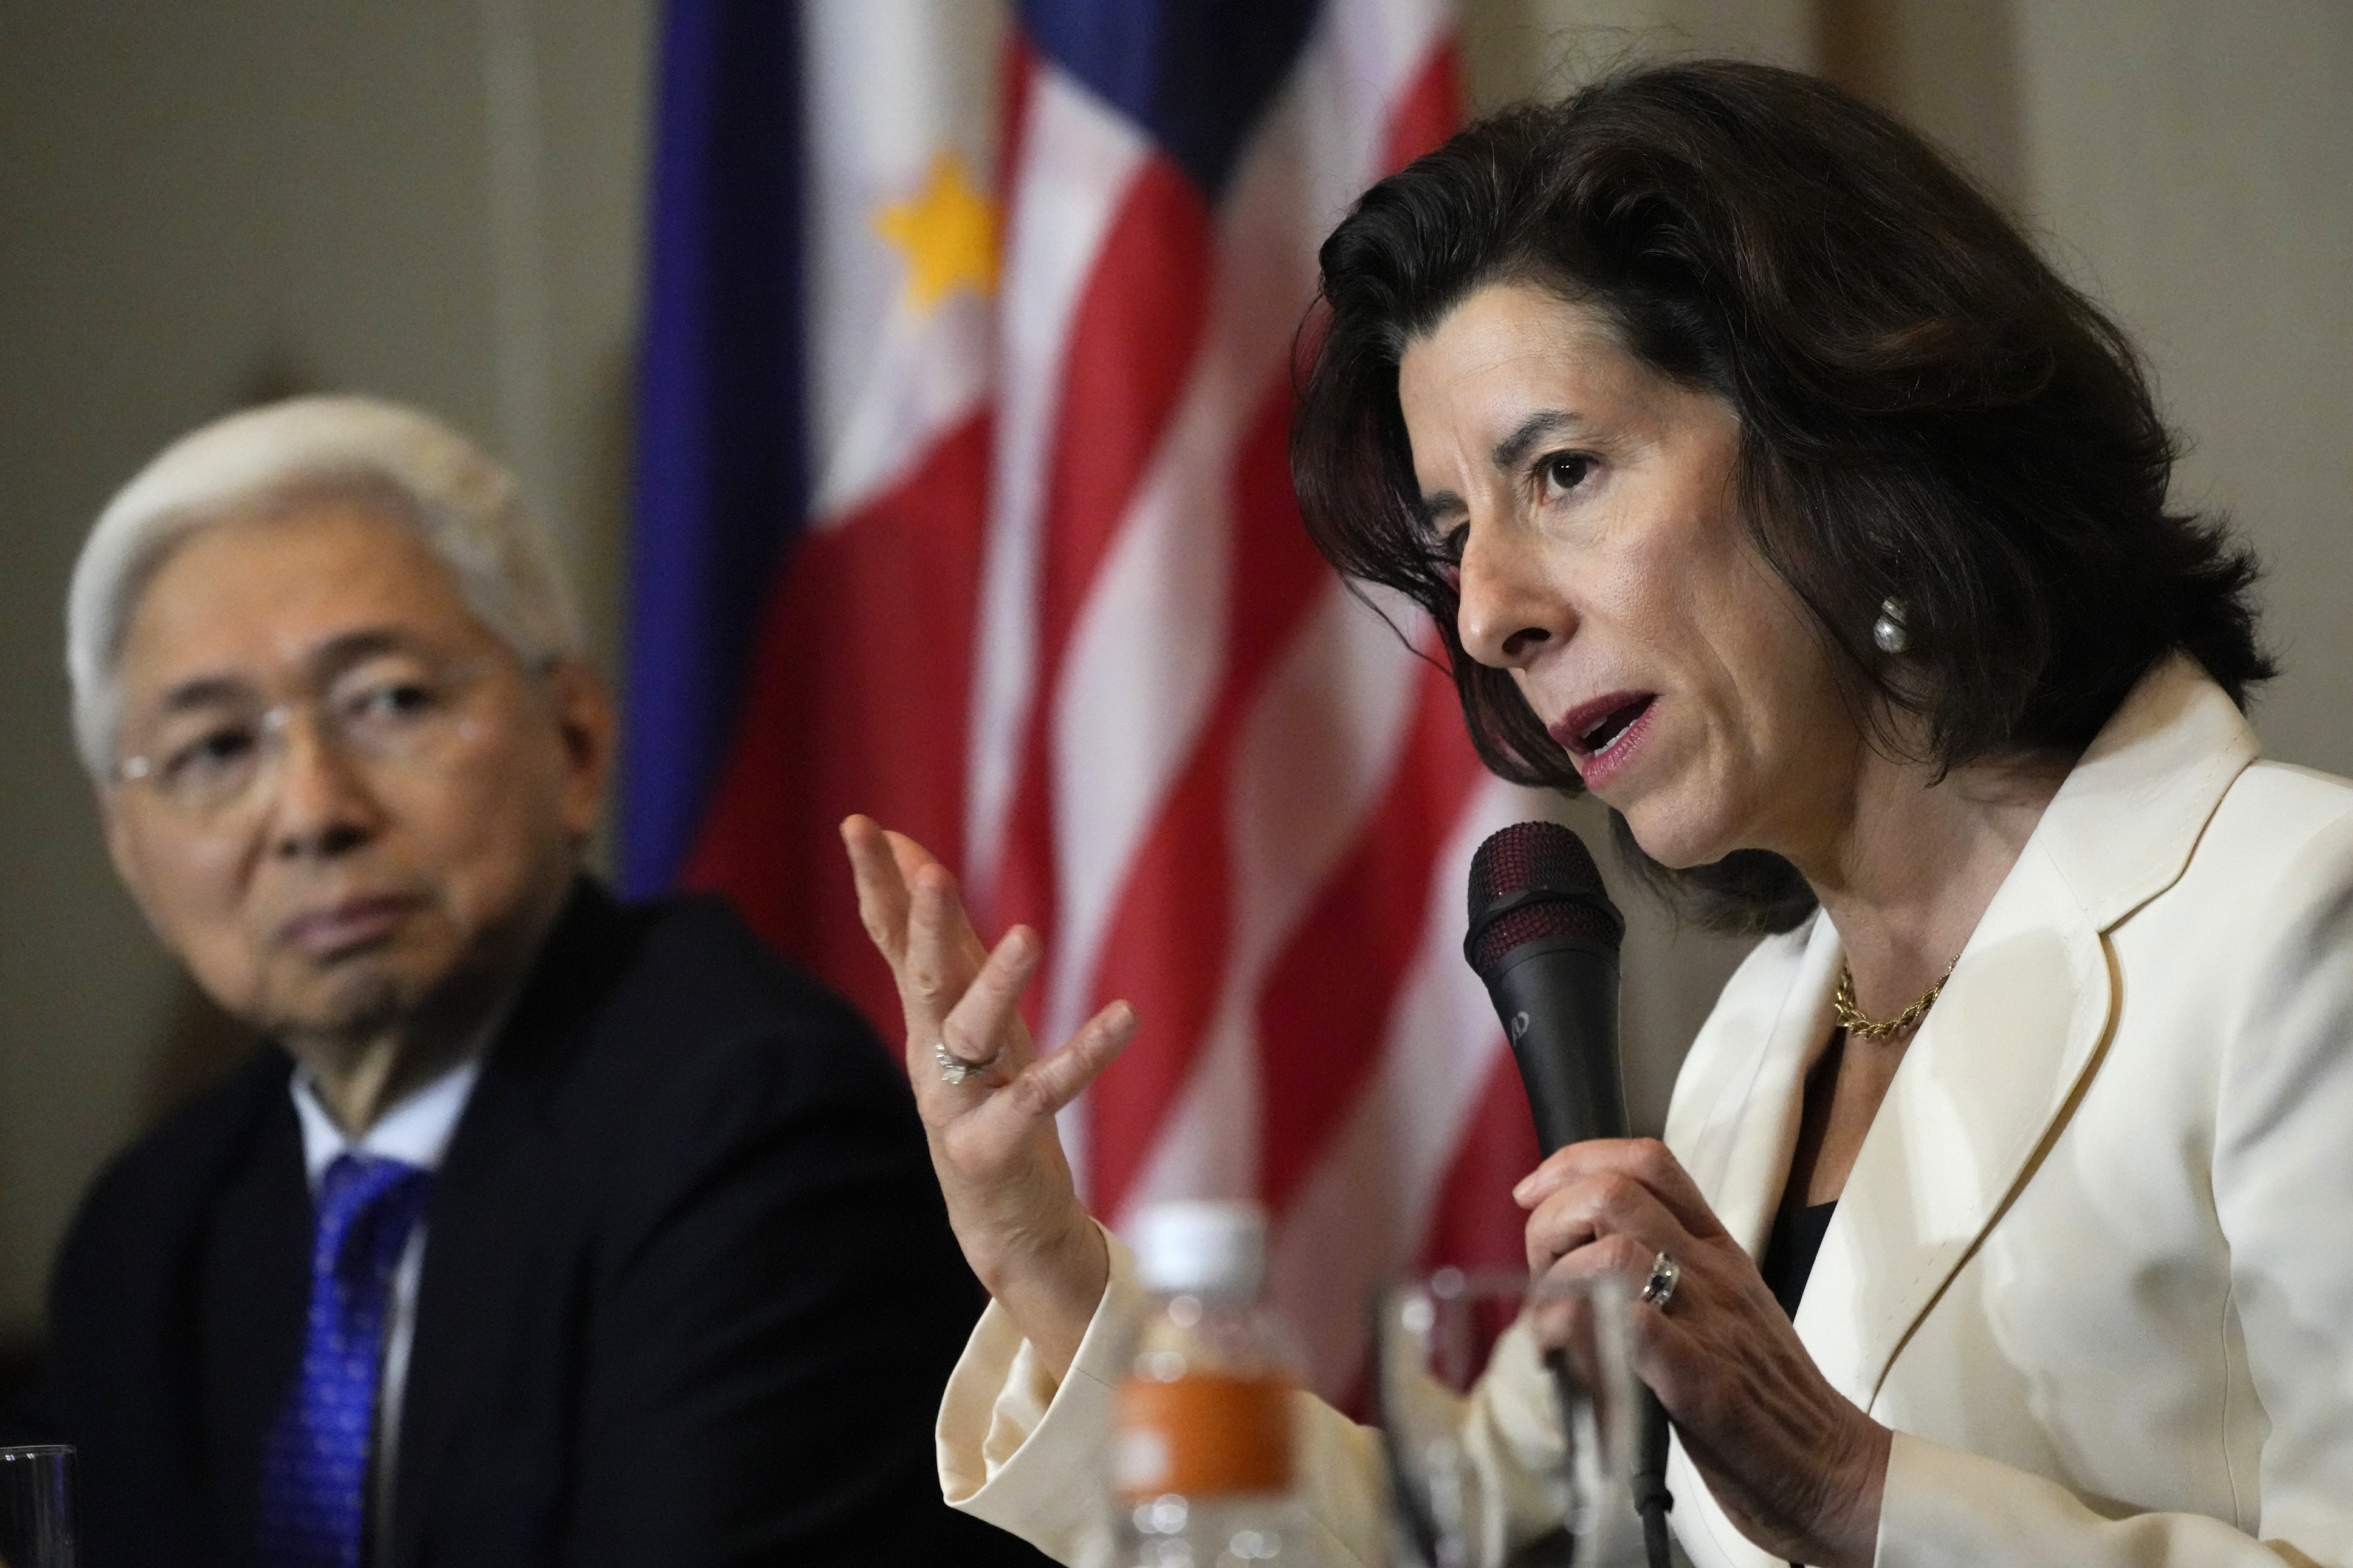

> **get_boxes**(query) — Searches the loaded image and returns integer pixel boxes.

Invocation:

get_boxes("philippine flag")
[624,0,1564,1400]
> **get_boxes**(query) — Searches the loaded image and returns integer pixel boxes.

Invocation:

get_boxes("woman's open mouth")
[1582,697,1652,755]
[1555,693,1656,758]
[1551,692,1658,789]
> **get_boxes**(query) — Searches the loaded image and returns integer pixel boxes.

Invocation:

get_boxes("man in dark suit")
[48,396,1045,1567]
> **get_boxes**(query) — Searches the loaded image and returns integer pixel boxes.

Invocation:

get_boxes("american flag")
[623,0,1562,1400]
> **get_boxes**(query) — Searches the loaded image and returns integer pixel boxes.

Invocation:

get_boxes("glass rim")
[0,1444,74,1458]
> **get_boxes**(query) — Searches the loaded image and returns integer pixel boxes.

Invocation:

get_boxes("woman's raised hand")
[1516,1140,1892,1568]
[840,814,1136,1377]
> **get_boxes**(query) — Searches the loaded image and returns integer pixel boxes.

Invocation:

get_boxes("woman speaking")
[842,61,2353,1567]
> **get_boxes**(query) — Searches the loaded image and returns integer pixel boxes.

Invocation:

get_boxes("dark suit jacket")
[48,880,1052,1568]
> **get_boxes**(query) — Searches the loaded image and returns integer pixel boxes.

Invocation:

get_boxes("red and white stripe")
[953,0,1560,1393]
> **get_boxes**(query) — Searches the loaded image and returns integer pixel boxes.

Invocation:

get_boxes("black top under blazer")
[47,878,1051,1568]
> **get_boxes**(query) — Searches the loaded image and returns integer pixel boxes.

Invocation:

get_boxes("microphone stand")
[1633,1399,1672,1568]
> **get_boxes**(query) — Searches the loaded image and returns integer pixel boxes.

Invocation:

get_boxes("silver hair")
[66,394,584,777]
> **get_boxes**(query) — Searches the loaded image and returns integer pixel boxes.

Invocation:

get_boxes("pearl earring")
[1872,598,1910,655]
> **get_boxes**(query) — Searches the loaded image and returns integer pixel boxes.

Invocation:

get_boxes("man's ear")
[544,656,616,844]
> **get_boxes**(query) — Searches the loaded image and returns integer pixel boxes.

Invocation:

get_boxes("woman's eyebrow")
[1417,408,1590,521]
[1491,409,1583,472]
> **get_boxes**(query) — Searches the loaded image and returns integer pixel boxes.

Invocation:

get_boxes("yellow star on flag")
[873,151,1000,313]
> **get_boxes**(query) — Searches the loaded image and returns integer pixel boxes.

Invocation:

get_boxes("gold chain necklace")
[1832,959,1957,1042]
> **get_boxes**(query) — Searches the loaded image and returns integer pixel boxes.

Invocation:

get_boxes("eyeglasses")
[111,655,496,826]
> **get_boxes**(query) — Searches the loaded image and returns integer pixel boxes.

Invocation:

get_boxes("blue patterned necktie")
[256,1152,435,1568]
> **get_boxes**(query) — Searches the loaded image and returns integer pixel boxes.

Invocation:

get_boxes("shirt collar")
[289,1053,484,1192]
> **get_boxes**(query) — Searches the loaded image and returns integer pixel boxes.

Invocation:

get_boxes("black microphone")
[1464,820,1672,1568]
[1464,821,1627,1151]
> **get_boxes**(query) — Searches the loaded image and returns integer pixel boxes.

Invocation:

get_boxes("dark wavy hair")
[1291,60,2270,935]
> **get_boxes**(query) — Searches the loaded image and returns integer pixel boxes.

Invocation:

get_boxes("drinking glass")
[0,1445,75,1568]
[1374,1271,1638,1567]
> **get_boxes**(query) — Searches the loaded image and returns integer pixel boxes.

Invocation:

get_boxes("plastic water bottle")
[1113,1201,1301,1566]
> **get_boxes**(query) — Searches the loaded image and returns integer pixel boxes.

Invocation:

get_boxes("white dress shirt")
[288,1053,483,1558]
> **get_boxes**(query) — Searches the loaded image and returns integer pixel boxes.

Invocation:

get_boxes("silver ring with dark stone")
[1640,1250,1681,1310]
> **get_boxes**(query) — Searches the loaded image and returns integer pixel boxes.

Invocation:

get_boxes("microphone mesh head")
[1464,821,1624,979]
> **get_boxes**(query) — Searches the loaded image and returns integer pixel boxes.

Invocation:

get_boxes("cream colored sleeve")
[936,1224,1572,1567]
[1878,1433,2332,1568]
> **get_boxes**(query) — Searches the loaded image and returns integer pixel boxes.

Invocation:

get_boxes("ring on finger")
[933,1040,999,1085]
[1640,1250,1681,1311]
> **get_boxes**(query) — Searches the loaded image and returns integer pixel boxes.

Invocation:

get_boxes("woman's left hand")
[1516,1140,1891,1568]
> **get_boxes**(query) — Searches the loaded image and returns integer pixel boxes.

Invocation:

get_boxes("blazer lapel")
[384,1041,565,1559]
[1793,839,2111,1408]
[1796,656,2258,1409]
[1664,922,1839,1568]
[1705,916,1842,1262]
[1664,878,2111,1568]
[1668,878,2112,1566]
[385,881,631,1564]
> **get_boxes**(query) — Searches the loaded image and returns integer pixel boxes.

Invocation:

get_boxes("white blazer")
[938,656,2353,1567]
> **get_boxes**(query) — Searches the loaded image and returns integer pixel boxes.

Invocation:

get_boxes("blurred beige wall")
[1832,0,2353,778]
[0,1,2346,1344]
